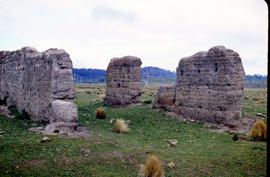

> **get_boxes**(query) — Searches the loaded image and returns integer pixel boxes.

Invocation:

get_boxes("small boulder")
[189,119,196,123]
[124,120,132,125]
[256,113,265,117]
[41,136,50,143]
[109,118,115,124]
[167,162,175,168]
[168,139,178,147]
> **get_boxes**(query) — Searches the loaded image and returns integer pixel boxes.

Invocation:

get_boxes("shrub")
[15,110,30,120]
[251,120,267,140]
[143,100,152,104]
[145,156,163,177]
[113,119,130,133]
[95,108,106,119]
[232,134,238,141]
[7,105,19,115]
[7,105,30,120]
[53,129,59,133]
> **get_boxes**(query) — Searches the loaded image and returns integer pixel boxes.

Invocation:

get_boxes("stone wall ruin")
[154,46,245,128]
[105,56,142,107]
[0,47,78,133]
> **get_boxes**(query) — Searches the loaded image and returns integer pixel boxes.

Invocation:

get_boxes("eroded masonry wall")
[154,46,245,127]
[105,56,142,107]
[0,47,77,127]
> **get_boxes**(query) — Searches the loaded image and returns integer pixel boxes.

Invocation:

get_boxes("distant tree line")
[72,68,267,88]
[141,66,176,86]
[72,67,176,85]
[72,68,106,84]
[245,74,267,88]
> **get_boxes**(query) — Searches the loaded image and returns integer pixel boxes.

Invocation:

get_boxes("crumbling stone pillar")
[154,46,245,128]
[105,56,142,107]
[0,47,78,133]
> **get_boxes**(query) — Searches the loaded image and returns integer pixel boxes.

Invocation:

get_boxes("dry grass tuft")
[96,91,103,95]
[251,120,267,140]
[244,96,249,100]
[257,99,266,104]
[144,156,163,177]
[95,108,106,119]
[252,97,260,101]
[113,119,130,133]
[100,94,105,101]
[138,164,146,177]
[84,90,92,94]
[147,93,153,96]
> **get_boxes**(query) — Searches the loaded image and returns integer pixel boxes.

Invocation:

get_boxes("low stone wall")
[105,56,142,107]
[0,47,78,132]
[154,46,245,128]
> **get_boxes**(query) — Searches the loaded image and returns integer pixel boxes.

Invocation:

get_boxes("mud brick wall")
[154,46,245,127]
[0,47,77,128]
[105,56,142,107]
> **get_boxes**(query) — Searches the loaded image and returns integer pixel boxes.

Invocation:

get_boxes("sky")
[0,0,268,75]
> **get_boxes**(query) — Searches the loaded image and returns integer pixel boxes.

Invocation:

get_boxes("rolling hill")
[72,67,267,88]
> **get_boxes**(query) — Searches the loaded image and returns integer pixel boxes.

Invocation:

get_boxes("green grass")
[0,85,267,176]
[242,88,267,121]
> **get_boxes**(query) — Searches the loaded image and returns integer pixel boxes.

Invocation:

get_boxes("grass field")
[0,85,267,176]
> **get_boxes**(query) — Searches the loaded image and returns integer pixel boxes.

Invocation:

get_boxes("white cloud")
[91,5,138,23]
[0,0,268,74]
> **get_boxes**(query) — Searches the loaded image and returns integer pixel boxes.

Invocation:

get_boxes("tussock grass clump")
[96,91,103,95]
[251,120,267,140]
[100,95,105,102]
[95,108,106,119]
[252,97,260,101]
[141,156,162,177]
[244,96,249,100]
[113,119,130,133]
[232,134,238,141]
[257,99,265,104]
[147,93,153,96]
[138,156,163,177]
[84,90,92,94]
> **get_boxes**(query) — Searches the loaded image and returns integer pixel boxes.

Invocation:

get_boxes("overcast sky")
[0,0,268,75]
